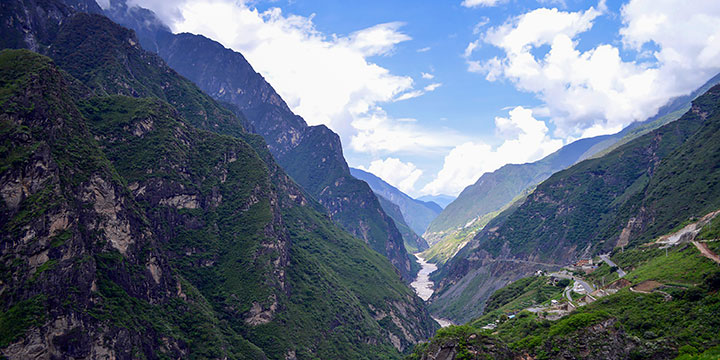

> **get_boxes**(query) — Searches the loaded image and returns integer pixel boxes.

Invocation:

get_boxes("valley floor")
[410,254,455,328]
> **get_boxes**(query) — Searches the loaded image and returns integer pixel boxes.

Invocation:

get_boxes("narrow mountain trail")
[692,241,720,264]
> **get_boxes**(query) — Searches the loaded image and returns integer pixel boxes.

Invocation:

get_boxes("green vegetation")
[377,194,427,253]
[413,239,720,360]
[466,276,566,330]
[623,245,718,285]
[422,189,528,265]
[407,325,513,360]
[698,215,720,240]
[0,295,46,347]
[484,277,563,314]
[91,251,266,359]
[676,344,720,360]
[79,89,429,358]
[0,46,433,358]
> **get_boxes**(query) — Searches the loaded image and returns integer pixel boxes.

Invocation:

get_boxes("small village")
[479,213,720,331]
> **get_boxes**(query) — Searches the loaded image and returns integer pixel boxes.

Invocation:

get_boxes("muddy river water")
[410,254,454,327]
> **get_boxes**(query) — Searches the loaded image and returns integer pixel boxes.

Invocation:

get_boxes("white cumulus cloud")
[461,0,507,8]
[350,109,464,155]
[422,107,563,195]
[132,0,442,154]
[467,1,720,139]
[359,158,423,195]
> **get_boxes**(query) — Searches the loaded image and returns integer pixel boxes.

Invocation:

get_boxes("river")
[410,254,454,327]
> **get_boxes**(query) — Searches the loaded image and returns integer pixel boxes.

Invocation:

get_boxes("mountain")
[588,71,720,160]
[424,72,720,250]
[424,134,620,246]
[99,0,417,282]
[376,195,429,253]
[0,3,437,358]
[350,168,440,239]
[427,83,720,323]
[417,195,455,209]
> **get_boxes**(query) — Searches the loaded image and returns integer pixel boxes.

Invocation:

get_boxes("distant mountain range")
[424,72,720,251]
[350,168,441,236]
[417,194,455,209]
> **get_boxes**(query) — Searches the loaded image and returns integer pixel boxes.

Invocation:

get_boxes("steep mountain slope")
[376,195,429,253]
[0,4,438,357]
[101,0,417,281]
[351,168,440,239]
[48,13,247,138]
[424,73,720,249]
[80,94,436,358]
[420,188,531,266]
[0,49,265,360]
[429,84,720,323]
[0,0,72,51]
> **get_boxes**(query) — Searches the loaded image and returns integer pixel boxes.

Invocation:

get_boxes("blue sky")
[127,0,720,197]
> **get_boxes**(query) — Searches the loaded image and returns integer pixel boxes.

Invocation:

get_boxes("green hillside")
[411,231,720,359]
[377,194,429,253]
[103,7,418,281]
[0,49,266,359]
[424,73,720,255]
[429,84,720,323]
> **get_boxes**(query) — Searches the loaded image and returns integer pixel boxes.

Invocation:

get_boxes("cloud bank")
[466,0,720,138]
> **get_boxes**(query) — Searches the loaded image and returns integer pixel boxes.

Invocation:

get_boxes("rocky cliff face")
[100,3,416,281]
[0,49,265,359]
[0,0,73,51]
[0,2,437,357]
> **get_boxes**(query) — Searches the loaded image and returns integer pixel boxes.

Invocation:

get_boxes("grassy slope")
[470,276,566,326]
[422,189,530,265]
